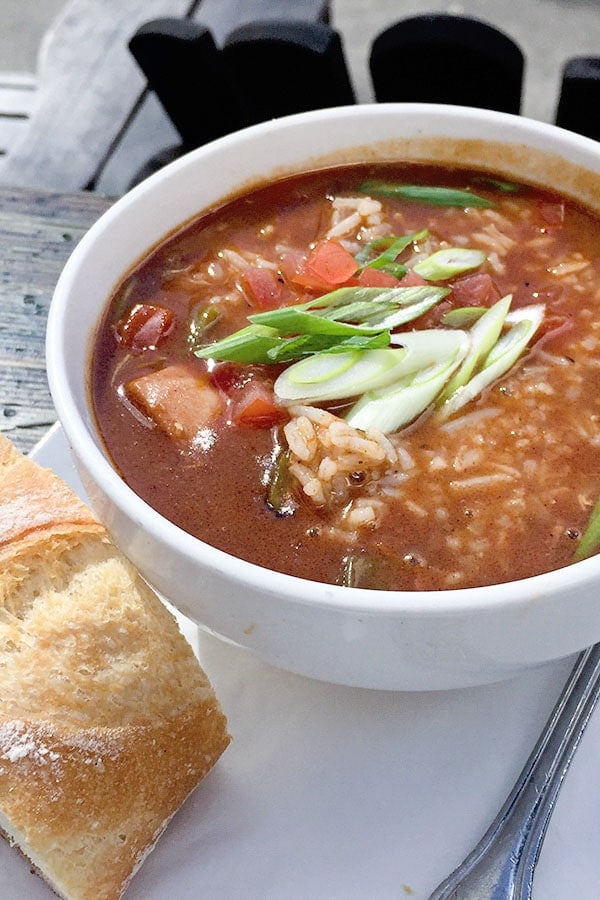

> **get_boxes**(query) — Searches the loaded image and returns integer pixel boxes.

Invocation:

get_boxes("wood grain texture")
[0,0,196,193]
[0,187,111,454]
[0,74,37,159]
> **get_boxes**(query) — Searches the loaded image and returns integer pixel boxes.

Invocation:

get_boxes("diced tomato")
[292,239,358,290]
[356,267,401,287]
[116,303,174,352]
[242,267,293,310]
[397,269,428,287]
[231,381,284,428]
[126,364,223,443]
[209,362,252,394]
[538,201,565,228]
[450,273,498,308]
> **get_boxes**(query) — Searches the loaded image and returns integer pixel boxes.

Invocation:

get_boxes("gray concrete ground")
[0,0,598,123]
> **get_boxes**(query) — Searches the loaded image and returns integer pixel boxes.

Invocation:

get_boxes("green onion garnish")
[475,177,520,194]
[194,323,283,364]
[413,248,486,281]
[300,284,448,320]
[441,307,487,328]
[267,447,296,517]
[338,553,382,589]
[274,348,407,404]
[193,227,547,435]
[188,302,221,350]
[250,307,377,337]
[250,285,450,328]
[194,285,450,364]
[438,295,512,404]
[355,229,429,275]
[266,330,390,363]
[437,303,545,421]
[274,329,468,405]
[345,340,470,434]
[574,497,600,562]
[358,181,494,209]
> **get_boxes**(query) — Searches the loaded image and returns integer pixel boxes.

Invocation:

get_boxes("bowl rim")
[46,101,600,619]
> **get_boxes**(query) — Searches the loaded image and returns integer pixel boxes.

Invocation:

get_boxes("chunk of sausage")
[126,364,223,443]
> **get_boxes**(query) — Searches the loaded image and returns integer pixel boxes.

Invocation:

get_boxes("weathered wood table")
[0,187,112,454]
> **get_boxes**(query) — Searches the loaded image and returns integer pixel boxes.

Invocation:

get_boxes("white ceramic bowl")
[46,104,600,690]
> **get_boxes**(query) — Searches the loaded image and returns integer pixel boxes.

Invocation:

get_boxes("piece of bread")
[0,434,230,899]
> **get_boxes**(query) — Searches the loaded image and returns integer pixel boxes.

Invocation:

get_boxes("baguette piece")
[0,434,230,899]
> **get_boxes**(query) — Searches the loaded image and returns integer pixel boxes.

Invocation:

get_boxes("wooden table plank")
[0,0,196,194]
[0,187,112,453]
[0,0,329,196]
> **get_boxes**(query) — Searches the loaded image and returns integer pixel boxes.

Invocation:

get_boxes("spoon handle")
[428,643,600,900]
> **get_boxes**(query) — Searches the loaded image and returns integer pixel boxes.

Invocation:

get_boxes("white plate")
[3,423,600,899]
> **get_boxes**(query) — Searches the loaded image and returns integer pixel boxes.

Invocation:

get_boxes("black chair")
[555,57,600,142]
[369,14,524,115]
[129,19,245,150]
[222,20,355,127]
[128,16,355,184]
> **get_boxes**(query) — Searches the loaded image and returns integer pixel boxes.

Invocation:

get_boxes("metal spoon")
[428,642,600,899]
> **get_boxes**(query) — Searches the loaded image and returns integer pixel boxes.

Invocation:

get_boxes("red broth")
[92,164,600,590]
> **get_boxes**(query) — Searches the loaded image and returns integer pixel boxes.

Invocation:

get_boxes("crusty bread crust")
[0,434,230,899]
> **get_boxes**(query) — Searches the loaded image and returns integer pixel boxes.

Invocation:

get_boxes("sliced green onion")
[358,181,494,209]
[355,229,429,274]
[476,177,520,194]
[193,323,283,364]
[354,236,392,267]
[274,348,406,403]
[339,554,363,588]
[188,303,221,350]
[319,299,401,323]
[438,295,512,403]
[441,307,487,328]
[195,285,450,363]
[307,285,448,330]
[249,307,376,337]
[387,328,471,358]
[485,304,545,366]
[322,332,392,353]
[338,553,382,589]
[111,277,139,322]
[314,285,450,329]
[365,291,449,329]
[305,284,449,319]
[266,330,390,363]
[253,285,449,335]
[275,329,469,405]
[412,248,486,281]
[345,338,470,434]
[574,497,600,562]
[267,448,296,517]
[437,303,545,420]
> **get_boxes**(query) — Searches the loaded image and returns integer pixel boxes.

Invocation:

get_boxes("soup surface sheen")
[92,164,600,590]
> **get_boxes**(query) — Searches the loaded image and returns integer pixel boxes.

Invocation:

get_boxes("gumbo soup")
[91,164,600,591]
